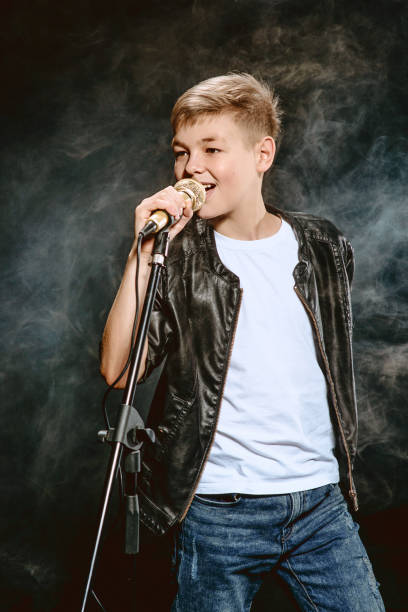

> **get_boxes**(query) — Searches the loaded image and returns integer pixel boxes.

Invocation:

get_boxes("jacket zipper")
[294,286,358,511]
[179,288,243,522]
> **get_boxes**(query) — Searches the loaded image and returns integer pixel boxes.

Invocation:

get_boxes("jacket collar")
[196,206,323,335]
[195,204,312,281]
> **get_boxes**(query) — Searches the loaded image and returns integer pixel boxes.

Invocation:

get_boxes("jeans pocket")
[193,493,242,507]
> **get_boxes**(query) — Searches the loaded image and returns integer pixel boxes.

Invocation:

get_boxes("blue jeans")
[171,484,385,611]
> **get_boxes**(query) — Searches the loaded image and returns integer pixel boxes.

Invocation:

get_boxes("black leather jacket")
[138,206,358,536]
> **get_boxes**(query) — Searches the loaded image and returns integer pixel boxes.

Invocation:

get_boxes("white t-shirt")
[196,219,339,495]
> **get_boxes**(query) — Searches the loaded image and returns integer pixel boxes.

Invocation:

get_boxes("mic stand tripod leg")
[81,230,170,611]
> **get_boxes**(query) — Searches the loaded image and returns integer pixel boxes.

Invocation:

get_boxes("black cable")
[102,233,143,430]
[93,233,144,611]
[102,233,143,495]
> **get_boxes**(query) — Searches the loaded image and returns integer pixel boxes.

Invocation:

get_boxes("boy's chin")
[196,207,215,220]
[197,209,228,227]
[196,201,227,220]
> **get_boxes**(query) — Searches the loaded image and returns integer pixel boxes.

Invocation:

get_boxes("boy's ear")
[256,136,276,172]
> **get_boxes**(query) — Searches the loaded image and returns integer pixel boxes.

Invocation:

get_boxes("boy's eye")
[174,150,188,159]
[206,147,220,154]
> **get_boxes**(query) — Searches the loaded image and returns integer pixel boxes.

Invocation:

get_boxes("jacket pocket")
[152,384,198,461]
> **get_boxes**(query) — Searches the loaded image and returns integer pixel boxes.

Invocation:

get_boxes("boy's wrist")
[128,242,151,266]
[129,239,147,257]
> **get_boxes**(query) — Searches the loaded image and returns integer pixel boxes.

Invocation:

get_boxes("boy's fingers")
[138,189,186,216]
[134,186,195,247]
[137,198,179,221]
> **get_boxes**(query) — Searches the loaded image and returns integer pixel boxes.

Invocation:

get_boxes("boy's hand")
[134,186,194,254]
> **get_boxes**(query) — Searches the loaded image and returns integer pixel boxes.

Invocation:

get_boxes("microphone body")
[140,179,206,238]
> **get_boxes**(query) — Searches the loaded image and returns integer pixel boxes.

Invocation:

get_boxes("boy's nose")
[184,153,205,176]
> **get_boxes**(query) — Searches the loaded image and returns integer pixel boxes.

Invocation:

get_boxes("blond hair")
[171,73,282,144]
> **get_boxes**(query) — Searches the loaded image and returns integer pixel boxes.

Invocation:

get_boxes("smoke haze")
[0,0,406,609]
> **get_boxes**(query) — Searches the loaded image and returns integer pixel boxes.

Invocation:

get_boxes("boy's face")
[172,113,264,220]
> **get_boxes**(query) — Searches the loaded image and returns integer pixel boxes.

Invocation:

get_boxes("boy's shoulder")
[280,209,354,274]
[279,208,349,245]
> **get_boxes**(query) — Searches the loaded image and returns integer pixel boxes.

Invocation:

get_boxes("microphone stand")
[81,229,170,612]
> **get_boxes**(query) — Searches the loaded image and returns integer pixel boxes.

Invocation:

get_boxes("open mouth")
[202,183,216,192]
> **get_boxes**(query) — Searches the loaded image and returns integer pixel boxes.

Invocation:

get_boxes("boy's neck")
[210,199,281,241]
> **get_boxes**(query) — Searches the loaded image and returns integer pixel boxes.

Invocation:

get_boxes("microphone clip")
[149,230,170,266]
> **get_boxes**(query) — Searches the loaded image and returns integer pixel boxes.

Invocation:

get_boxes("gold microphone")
[140,179,206,237]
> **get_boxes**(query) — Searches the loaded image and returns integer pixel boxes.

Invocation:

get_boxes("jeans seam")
[284,558,319,612]
[283,493,295,528]
[281,493,296,541]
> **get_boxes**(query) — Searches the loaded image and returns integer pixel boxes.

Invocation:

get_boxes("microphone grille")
[174,179,206,212]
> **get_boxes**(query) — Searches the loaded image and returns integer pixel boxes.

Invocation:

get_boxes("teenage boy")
[101,73,385,611]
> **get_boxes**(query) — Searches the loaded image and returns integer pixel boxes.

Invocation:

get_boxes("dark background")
[1,0,407,610]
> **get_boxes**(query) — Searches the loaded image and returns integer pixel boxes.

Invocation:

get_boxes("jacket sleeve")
[138,267,174,383]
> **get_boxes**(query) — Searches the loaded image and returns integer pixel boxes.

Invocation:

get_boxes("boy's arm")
[100,186,193,388]
[100,244,151,388]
